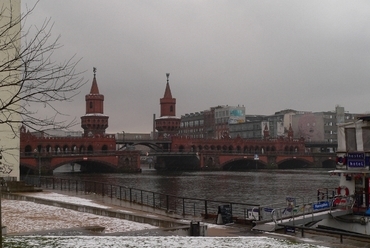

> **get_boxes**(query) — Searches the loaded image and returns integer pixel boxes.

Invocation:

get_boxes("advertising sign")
[228,108,245,124]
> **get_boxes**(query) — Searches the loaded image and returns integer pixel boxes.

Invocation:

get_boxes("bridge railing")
[20,149,138,158]
[23,176,260,224]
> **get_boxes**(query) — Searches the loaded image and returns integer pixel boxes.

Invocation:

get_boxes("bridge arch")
[222,158,267,171]
[53,158,117,173]
[277,157,313,169]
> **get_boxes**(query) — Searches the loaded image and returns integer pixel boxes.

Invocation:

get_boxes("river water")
[55,165,339,205]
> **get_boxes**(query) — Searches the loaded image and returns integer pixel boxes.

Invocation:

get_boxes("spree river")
[55,166,339,205]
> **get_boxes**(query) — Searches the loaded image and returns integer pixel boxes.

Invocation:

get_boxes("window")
[90,102,93,108]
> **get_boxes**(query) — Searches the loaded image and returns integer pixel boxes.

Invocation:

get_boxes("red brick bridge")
[120,136,336,171]
[20,127,141,175]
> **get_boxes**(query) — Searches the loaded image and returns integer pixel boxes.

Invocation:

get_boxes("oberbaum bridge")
[19,71,337,175]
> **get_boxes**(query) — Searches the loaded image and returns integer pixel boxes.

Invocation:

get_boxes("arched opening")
[46,145,52,153]
[243,146,248,153]
[55,145,61,154]
[25,145,32,156]
[179,145,185,152]
[80,146,85,154]
[72,145,77,154]
[102,145,108,153]
[222,145,227,152]
[87,145,93,154]
[63,145,69,154]
[237,146,241,153]
[255,146,259,154]
[228,145,233,153]
[191,145,196,152]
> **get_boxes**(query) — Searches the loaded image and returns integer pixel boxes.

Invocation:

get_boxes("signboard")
[347,152,365,168]
[313,201,330,211]
[217,205,233,224]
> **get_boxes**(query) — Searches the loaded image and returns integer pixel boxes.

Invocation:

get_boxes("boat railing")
[269,195,354,226]
[329,195,355,212]
[255,196,317,222]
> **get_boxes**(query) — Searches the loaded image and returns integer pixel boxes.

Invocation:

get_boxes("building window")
[90,102,93,108]
[170,106,173,112]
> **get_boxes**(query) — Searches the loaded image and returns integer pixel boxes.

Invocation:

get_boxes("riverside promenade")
[3,189,245,237]
[3,189,370,247]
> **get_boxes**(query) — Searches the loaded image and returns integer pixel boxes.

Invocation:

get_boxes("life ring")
[337,186,349,196]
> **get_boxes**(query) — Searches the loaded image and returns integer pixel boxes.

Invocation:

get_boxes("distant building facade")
[179,112,204,139]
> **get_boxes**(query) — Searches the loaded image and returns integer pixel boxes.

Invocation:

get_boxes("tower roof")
[163,73,172,98]
[90,67,100,94]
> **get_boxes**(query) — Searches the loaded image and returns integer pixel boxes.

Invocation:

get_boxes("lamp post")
[34,149,41,187]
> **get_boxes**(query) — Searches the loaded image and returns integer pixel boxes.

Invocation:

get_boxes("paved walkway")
[15,189,248,237]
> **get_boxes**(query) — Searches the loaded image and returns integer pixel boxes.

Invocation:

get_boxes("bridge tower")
[81,68,109,137]
[155,73,180,139]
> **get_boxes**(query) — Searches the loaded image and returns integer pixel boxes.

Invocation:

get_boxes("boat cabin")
[334,115,370,211]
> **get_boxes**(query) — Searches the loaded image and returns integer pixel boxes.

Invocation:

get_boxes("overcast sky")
[22,0,370,133]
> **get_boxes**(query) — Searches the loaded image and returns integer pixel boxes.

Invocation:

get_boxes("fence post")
[130,188,132,202]
[153,192,155,208]
[183,198,185,216]
[204,200,208,219]
[76,180,78,194]
[102,183,104,196]
[53,178,55,189]
[111,185,113,198]
[60,179,62,190]
[119,186,122,200]
[141,190,143,204]
[166,195,169,211]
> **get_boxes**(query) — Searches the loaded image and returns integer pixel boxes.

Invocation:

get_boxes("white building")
[0,0,21,180]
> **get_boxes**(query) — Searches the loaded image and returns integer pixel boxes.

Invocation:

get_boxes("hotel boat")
[316,115,370,234]
[252,115,370,235]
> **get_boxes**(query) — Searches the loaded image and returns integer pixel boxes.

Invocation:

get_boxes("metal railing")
[23,176,259,223]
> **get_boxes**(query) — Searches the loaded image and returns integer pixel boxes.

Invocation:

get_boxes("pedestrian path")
[7,189,246,237]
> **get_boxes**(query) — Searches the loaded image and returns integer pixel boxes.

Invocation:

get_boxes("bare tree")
[0,0,85,136]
